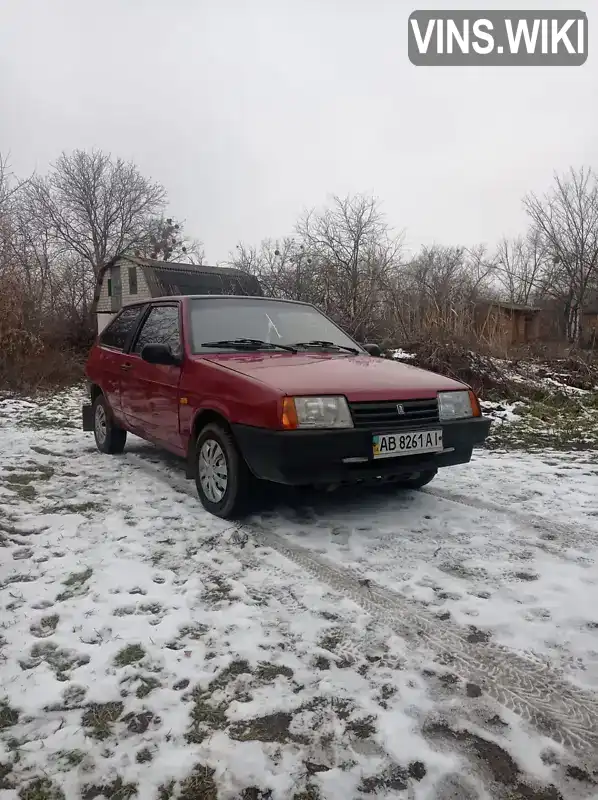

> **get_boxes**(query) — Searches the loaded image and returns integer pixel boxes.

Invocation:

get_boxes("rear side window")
[100,306,144,350]
[133,305,181,357]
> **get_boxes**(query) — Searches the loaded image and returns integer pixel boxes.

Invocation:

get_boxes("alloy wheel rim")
[95,404,107,444]
[198,439,228,503]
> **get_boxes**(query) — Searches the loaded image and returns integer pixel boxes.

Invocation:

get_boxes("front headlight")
[438,390,477,421]
[282,396,353,429]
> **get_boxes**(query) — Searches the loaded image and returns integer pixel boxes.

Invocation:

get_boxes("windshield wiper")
[291,340,360,355]
[200,338,297,353]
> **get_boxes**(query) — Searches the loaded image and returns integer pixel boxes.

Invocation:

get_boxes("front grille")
[349,398,439,432]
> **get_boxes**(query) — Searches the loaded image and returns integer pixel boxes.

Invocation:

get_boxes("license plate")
[372,430,443,459]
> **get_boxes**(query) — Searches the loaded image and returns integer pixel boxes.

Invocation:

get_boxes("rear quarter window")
[100,306,145,350]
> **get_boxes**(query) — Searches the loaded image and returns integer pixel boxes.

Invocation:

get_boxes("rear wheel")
[93,395,127,454]
[393,469,437,490]
[194,423,252,519]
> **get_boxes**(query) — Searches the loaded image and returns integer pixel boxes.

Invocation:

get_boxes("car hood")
[200,352,467,400]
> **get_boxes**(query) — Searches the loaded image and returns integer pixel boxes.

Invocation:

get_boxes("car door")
[121,303,184,452]
[95,305,147,424]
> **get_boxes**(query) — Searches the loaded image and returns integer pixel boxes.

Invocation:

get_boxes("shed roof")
[476,300,541,313]
[117,255,262,298]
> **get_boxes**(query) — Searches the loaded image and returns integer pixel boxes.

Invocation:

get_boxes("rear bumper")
[232,417,491,486]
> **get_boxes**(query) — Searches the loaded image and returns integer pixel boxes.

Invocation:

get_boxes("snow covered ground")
[1,389,598,799]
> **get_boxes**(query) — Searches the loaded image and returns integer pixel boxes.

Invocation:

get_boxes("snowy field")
[1,389,598,799]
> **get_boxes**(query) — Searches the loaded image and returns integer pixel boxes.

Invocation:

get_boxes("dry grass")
[390,338,598,401]
[18,778,66,800]
[0,700,19,731]
[81,702,124,741]
[114,645,145,668]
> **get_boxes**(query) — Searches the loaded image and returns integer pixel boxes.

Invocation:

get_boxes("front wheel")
[194,423,253,519]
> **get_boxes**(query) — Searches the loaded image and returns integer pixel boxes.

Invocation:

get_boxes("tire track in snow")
[125,452,598,765]
[235,548,393,671]
[250,520,598,758]
[419,486,598,548]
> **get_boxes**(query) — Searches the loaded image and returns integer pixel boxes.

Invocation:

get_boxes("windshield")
[188,297,362,354]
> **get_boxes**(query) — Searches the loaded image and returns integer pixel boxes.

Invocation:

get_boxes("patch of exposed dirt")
[565,765,597,784]
[513,571,540,582]
[136,748,153,764]
[466,626,492,644]
[56,567,93,601]
[466,682,483,698]
[122,710,157,735]
[358,765,408,793]
[424,722,566,798]
[30,614,59,639]
[229,711,297,744]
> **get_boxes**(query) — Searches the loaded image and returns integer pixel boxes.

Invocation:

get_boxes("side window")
[99,306,144,351]
[128,266,138,295]
[133,305,181,357]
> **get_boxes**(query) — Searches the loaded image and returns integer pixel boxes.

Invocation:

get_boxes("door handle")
[120,362,132,371]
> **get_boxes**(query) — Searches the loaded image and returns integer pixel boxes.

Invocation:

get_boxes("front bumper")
[232,417,492,486]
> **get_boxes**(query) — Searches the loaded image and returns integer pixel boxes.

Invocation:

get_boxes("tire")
[194,422,253,519]
[93,395,127,455]
[393,468,437,490]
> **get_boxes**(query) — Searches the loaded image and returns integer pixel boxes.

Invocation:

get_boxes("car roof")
[123,295,314,308]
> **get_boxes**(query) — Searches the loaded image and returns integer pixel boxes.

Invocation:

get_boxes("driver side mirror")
[363,343,382,357]
[141,343,181,366]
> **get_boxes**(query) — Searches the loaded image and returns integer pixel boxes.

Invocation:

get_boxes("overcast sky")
[1,0,596,263]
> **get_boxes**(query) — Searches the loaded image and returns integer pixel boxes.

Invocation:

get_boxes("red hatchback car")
[83,295,491,518]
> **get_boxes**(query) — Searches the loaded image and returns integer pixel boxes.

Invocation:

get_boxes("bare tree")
[389,244,495,341]
[230,237,321,302]
[524,167,598,342]
[28,149,167,317]
[0,154,30,278]
[295,194,404,339]
[0,153,30,214]
[494,230,549,305]
[230,241,262,273]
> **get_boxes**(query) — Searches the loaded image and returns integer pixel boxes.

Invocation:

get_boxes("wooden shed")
[474,301,542,347]
[582,307,598,347]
